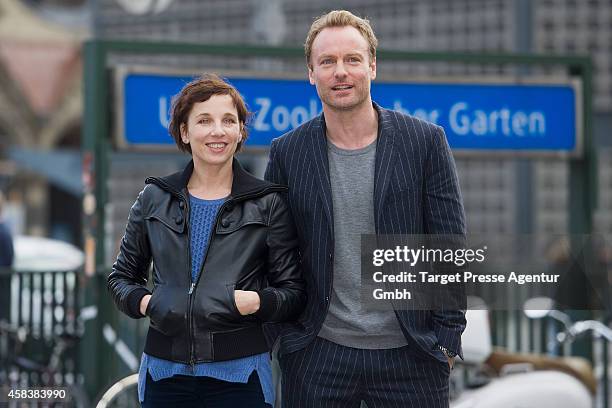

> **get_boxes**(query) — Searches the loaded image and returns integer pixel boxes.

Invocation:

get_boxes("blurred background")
[0,0,610,407]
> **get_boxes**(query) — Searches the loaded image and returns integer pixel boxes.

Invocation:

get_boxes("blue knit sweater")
[138,195,274,405]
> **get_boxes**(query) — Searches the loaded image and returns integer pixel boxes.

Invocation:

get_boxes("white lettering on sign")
[253,97,272,131]
[159,96,170,128]
[156,96,547,139]
[158,96,320,133]
[393,101,440,124]
[252,98,320,132]
[449,102,546,137]
[271,105,290,130]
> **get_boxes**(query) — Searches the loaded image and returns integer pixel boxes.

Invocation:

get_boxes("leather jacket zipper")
[182,194,196,371]
[185,196,227,370]
[151,184,287,368]
[186,198,231,369]
[188,279,195,371]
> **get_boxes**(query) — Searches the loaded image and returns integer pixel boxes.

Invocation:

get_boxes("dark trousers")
[280,337,450,408]
[142,371,271,408]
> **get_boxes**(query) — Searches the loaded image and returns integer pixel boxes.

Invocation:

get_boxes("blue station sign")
[117,71,581,156]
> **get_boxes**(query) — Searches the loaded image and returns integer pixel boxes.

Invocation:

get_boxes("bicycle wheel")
[95,374,139,408]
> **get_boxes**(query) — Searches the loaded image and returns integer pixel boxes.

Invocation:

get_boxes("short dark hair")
[168,74,250,154]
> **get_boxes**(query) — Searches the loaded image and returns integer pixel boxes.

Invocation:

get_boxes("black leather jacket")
[108,159,306,364]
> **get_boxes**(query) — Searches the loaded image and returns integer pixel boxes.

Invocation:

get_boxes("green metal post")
[82,39,118,400]
[567,62,596,364]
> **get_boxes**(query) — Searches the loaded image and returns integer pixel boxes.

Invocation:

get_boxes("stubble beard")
[320,83,370,112]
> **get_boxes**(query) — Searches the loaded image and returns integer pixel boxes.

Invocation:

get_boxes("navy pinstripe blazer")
[264,102,467,363]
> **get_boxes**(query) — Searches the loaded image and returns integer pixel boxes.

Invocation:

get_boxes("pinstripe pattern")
[264,102,466,406]
[280,337,450,408]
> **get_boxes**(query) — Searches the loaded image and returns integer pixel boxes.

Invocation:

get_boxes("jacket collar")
[309,101,397,232]
[146,158,284,200]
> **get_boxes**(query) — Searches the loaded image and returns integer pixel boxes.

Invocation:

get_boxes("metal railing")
[0,267,82,387]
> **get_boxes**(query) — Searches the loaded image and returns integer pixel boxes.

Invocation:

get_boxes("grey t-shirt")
[317,139,408,349]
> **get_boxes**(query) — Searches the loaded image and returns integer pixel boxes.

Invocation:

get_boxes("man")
[0,191,14,267]
[265,10,466,407]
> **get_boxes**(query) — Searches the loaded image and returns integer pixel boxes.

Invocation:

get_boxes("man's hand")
[447,355,455,370]
[140,294,151,316]
[234,290,260,315]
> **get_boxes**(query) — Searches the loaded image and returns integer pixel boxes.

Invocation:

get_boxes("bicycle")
[0,320,90,407]
[95,373,139,408]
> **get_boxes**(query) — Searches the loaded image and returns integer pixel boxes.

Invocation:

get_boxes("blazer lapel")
[309,114,334,232]
[373,104,397,232]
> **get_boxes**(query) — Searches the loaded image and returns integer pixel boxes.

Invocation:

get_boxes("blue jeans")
[142,371,271,407]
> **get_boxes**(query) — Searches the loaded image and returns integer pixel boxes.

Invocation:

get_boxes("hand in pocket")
[233,290,260,315]
[140,294,152,316]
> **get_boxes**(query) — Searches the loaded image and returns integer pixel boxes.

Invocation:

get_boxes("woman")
[108,74,305,407]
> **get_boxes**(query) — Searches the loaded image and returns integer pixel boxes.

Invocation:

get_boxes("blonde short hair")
[304,10,378,68]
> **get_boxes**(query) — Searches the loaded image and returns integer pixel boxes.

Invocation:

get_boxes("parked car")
[13,235,84,272]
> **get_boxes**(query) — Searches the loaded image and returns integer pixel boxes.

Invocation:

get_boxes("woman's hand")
[234,290,260,315]
[140,294,151,316]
